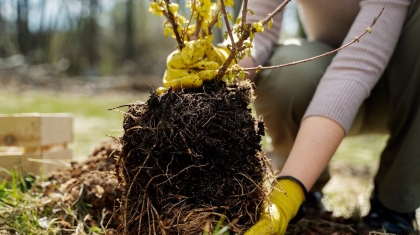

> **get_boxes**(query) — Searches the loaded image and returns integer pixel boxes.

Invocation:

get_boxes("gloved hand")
[160,39,231,92]
[244,177,307,235]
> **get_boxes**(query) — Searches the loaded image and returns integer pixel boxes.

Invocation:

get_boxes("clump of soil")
[41,141,123,230]
[117,81,270,234]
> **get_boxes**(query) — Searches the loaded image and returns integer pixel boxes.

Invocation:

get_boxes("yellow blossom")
[148,2,164,17]
[253,21,264,32]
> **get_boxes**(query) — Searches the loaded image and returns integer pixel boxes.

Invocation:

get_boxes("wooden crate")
[0,114,73,176]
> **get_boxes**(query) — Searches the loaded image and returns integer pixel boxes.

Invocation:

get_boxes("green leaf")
[268,19,273,29]
[216,225,231,235]
[366,27,371,34]
[248,8,255,16]
[227,12,233,22]
[236,17,241,25]
[243,42,253,48]
[224,32,228,40]
[213,218,224,235]
[239,70,245,80]
[90,227,105,234]
[354,37,359,42]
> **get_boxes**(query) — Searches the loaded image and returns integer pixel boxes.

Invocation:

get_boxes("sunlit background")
[0,0,300,92]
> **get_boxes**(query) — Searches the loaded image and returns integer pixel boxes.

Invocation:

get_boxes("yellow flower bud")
[253,21,264,32]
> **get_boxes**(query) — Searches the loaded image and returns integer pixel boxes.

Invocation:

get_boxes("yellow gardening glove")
[244,177,307,235]
[158,39,231,94]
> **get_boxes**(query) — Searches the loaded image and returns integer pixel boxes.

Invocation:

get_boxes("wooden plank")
[0,149,72,176]
[0,115,40,147]
[25,149,73,174]
[40,115,73,146]
[0,151,41,177]
[0,114,73,147]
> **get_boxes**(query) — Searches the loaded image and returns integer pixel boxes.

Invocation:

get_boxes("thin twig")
[215,0,292,80]
[239,6,385,72]
[207,8,222,32]
[193,16,203,39]
[107,103,139,110]
[182,0,196,40]
[163,0,184,49]
[261,0,291,26]
[220,0,236,51]
[241,0,248,28]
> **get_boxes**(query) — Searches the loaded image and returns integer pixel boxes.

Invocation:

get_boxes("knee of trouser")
[255,40,334,124]
[254,39,335,154]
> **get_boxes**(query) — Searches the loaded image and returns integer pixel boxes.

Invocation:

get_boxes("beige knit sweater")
[246,0,410,133]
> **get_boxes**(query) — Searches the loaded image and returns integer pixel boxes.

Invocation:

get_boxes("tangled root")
[117,81,272,234]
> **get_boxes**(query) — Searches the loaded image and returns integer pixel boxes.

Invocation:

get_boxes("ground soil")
[41,141,122,232]
[287,207,364,235]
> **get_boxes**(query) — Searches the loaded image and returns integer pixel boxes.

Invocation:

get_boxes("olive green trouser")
[254,0,420,213]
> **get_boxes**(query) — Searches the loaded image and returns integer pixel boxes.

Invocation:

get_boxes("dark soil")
[286,207,363,235]
[117,81,270,235]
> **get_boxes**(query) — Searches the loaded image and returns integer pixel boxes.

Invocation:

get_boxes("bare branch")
[241,0,248,27]
[163,0,184,49]
[220,0,236,51]
[260,0,291,26]
[182,0,196,41]
[240,6,385,72]
[192,16,203,39]
[207,8,222,32]
[215,0,292,80]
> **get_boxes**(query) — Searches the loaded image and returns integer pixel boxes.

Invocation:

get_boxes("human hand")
[160,39,231,92]
[244,177,307,235]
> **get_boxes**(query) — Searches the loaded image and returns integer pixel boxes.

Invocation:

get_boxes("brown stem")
[163,0,184,49]
[240,6,385,72]
[182,0,196,41]
[192,16,203,39]
[260,0,291,26]
[215,0,292,80]
[220,0,236,50]
[241,0,248,28]
[207,8,222,33]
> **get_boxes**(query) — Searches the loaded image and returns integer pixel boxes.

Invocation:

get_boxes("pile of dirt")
[41,141,122,231]
[117,81,271,234]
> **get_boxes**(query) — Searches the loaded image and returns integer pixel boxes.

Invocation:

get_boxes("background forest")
[0,0,301,92]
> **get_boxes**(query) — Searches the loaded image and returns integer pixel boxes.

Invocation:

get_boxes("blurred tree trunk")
[80,0,99,74]
[35,0,50,62]
[0,0,4,56]
[17,0,31,55]
[124,0,135,60]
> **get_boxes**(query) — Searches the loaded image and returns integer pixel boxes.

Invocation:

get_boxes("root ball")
[117,81,270,234]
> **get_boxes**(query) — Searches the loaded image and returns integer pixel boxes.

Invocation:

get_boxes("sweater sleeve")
[247,0,284,66]
[303,0,410,133]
